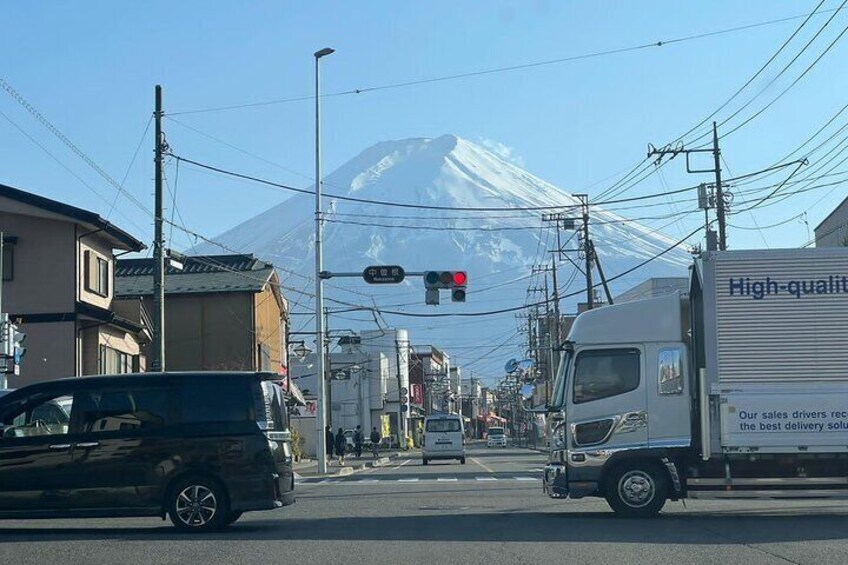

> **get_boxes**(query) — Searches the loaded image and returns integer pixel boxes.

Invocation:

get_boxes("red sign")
[410,383,424,406]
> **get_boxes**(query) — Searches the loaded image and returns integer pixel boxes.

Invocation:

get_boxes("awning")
[276,377,307,407]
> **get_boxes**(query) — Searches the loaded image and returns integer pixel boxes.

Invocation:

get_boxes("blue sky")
[2,1,846,253]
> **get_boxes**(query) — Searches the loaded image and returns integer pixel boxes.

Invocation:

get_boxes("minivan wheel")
[422,458,429,466]
[460,457,466,465]
[167,476,229,532]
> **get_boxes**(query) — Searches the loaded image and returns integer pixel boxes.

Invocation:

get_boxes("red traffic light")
[452,271,467,286]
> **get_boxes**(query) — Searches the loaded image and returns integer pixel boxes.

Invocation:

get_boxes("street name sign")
[363,265,406,284]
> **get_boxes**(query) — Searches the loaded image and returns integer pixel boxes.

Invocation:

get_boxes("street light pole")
[314,47,334,475]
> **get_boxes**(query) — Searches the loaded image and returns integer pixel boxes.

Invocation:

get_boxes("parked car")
[0,372,295,531]
[422,413,466,465]
[486,426,507,448]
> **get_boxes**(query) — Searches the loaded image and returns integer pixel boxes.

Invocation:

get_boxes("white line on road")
[476,477,498,481]
[398,478,420,482]
[470,457,495,474]
[389,459,412,472]
[437,477,458,482]
[514,477,537,481]
[356,479,380,483]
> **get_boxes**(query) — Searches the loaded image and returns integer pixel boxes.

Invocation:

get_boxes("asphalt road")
[2,445,848,564]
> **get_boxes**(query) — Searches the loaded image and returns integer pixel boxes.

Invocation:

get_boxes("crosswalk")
[298,475,540,485]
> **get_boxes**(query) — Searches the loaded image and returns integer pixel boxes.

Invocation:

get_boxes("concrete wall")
[7,322,75,387]
[253,285,284,373]
[0,209,75,314]
[815,197,848,248]
[161,293,255,371]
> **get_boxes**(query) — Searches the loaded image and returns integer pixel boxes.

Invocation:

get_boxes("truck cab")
[544,293,691,516]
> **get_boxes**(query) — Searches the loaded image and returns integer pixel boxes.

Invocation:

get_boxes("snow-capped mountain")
[199,134,691,379]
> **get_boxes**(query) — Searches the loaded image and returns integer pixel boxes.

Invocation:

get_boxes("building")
[815,196,848,247]
[615,277,689,304]
[289,339,391,457]
[410,345,449,416]
[0,183,146,386]
[114,254,289,374]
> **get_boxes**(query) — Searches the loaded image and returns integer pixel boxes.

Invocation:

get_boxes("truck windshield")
[548,348,573,412]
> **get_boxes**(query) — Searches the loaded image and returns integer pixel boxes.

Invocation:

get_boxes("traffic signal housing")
[423,271,467,304]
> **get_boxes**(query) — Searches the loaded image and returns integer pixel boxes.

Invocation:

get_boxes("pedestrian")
[353,425,364,459]
[325,425,334,463]
[370,426,381,458]
[335,427,347,465]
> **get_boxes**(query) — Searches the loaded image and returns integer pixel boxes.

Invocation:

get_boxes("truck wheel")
[604,463,667,518]
[460,457,466,465]
[422,458,428,466]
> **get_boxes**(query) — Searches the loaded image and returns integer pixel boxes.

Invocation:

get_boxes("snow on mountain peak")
[198,135,691,377]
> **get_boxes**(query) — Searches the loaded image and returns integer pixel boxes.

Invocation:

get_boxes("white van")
[422,413,466,465]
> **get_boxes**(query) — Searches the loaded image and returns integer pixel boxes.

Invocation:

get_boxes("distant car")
[487,426,507,448]
[423,413,466,465]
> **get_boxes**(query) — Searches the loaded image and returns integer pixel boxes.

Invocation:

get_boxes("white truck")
[543,248,848,516]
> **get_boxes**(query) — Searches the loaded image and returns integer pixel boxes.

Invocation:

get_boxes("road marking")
[476,477,498,481]
[318,479,338,484]
[437,477,458,482]
[390,459,412,472]
[470,457,495,474]
[356,479,380,483]
[514,477,537,481]
[398,478,419,482]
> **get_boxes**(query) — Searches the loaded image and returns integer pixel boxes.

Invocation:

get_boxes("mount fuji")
[199,134,691,380]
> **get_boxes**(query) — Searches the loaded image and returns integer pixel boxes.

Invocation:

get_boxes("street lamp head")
[314,47,335,59]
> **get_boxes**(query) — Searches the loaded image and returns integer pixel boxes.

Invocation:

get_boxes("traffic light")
[451,271,467,302]
[423,271,468,305]
[1,318,26,374]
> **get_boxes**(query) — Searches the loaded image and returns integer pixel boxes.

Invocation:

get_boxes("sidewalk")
[293,450,407,478]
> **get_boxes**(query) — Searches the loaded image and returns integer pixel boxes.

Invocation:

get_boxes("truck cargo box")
[695,248,848,453]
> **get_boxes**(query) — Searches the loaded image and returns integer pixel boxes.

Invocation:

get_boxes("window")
[426,419,461,432]
[71,387,169,434]
[658,348,684,395]
[179,379,251,424]
[99,345,137,374]
[2,244,12,281]
[0,391,72,438]
[573,349,640,404]
[84,250,109,296]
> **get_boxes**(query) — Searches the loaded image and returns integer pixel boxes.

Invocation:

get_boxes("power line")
[168,7,839,116]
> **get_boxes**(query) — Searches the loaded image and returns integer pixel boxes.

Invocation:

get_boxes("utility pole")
[648,122,727,250]
[712,122,727,251]
[576,194,594,309]
[152,85,165,372]
[313,47,334,474]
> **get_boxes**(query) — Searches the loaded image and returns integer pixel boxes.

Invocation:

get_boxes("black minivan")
[0,372,295,531]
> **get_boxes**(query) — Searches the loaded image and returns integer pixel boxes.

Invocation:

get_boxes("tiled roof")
[115,254,275,296]
[0,182,145,251]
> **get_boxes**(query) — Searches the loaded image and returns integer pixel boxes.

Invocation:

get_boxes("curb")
[295,452,402,479]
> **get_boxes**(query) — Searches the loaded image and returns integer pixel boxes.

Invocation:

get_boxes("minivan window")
[73,387,169,433]
[180,379,251,424]
[426,419,461,432]
[1,392,72,438]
